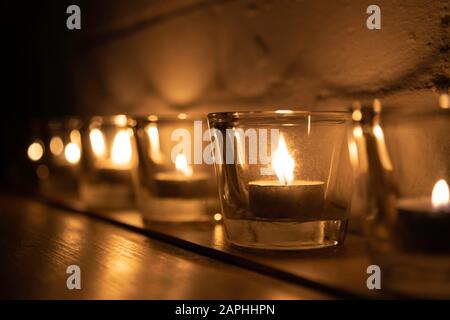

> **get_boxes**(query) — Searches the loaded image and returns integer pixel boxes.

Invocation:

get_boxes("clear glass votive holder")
[130,114,220,222]
[350,103,450,298]
[79,115,135,210]
[28,118,82,200]
[207,111,351,250]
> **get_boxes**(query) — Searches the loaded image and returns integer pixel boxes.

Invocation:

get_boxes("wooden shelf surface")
[0,193,334,299]
[32,194,392,299]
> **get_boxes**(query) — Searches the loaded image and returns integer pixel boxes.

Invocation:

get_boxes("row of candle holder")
[28,114,220,220]
[27,112,352,248]
[26,106,450,297]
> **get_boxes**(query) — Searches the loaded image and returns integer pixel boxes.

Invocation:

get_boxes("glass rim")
[207,110,351,123]
[86,114,134,129]
[129,112,208,126]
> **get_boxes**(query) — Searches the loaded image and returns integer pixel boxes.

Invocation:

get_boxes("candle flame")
[439,94,449,109]
[146,124,163,164]
[50,136,64,156]
[432,179,449,210]
[111,130,132,165]
[175,154,193,177]
[272,135,294,185]
[89,129,106,158]
[113,114,128,126]
[27,141,44,162]
[70,129,81,144]
[64,142,81,164]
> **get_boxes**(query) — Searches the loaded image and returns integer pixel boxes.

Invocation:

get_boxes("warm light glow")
[175,154,193,177]
[146,125,163,164]
[348,140,359,168]
[275,110,293,114]
[27,141,44,161]
[272,135,294,185]
[70,129,81,144]
[373,99,382,113]
[352,109,362,121]
[432,179,449,210]
[64,142,81,164]
[89,129,106,157]
[373,124,384,139]
[307,114,311,136]
[49,136,64,155]
[177,113,187,120]
[353,126,363,138]
[373,124,393,171]
[439,94,449,109]
[111,130,132,165]
[113,114,128,126]
[213,213,222,221]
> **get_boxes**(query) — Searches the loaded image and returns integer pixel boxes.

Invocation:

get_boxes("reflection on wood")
[0,194,330,299]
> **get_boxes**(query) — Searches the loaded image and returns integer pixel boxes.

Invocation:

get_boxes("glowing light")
[49,136,64,155]
[146,124,163,164]
[70,129,81,144]
[373,125,384,139]
[432,179,449,210]
[213,213,222,221]
[348,140,359,168]
[272,135,294,185]
[353,126,363,138]
[275,110,294,114]
[352,109,362,121]
[373,99,382,113]
[177,113,187,120]
[372,124,393,171]
[111,130,132,165]
[27,141,44,161]
[64,142,81,164]
[175,154,193,177]
[439,94,449,109]
[307,114,311,136]
[89,129,106,158]
[113,114,128,126]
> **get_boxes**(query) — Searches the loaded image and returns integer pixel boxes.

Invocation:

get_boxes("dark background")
[2,1,81,186]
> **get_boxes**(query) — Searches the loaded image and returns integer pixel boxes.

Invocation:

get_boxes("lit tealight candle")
[64,142,81,165]
[27,141,44,162]
[94,129,132,170]
[154,154,208,198]
[397,179,450,252]
[81,128,134,209]
[248,135,325,219]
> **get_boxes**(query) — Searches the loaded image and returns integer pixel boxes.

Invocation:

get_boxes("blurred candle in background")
[130,114,220,223]
[79,115,135,210]
[29,118,82,201]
